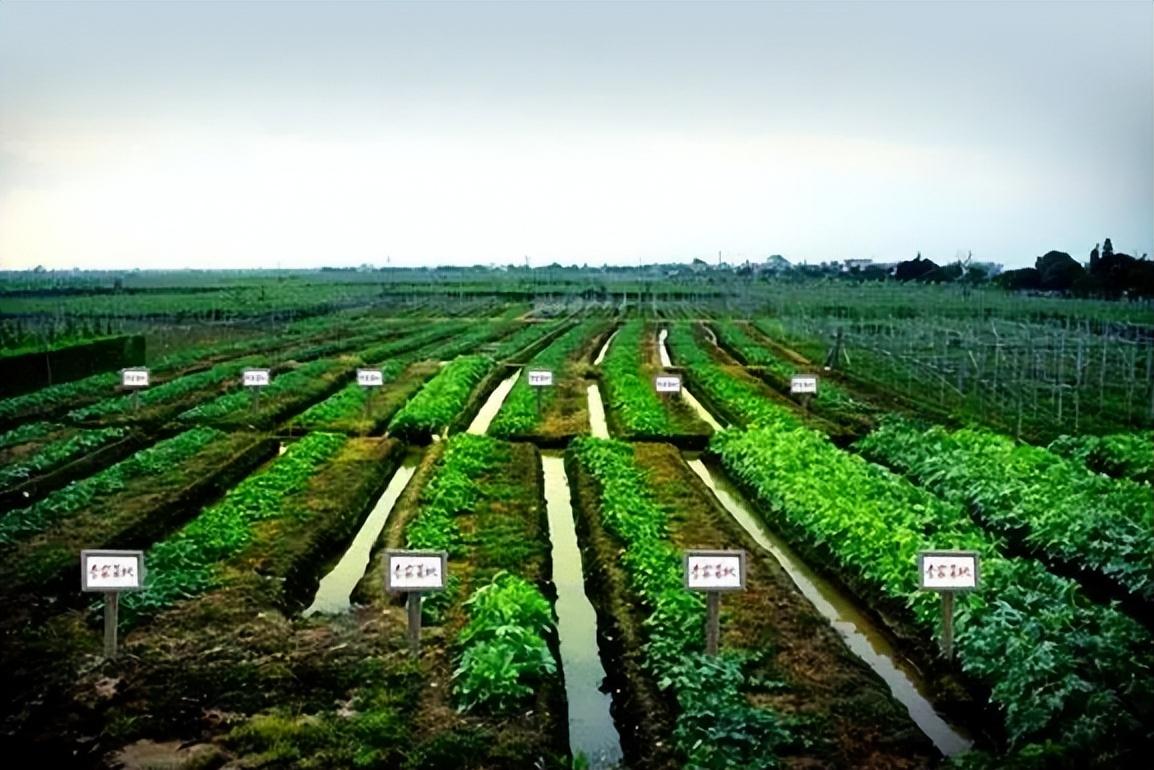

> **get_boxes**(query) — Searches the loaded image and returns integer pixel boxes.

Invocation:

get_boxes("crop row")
[488,321,602,438]
[387,355,494,441]
[570,436,792,769]
[1047,431,1154,485]
[0,425,129,491]
[178,358,352,426]
[120,431,349,621]
[858,419,1154,605]
[710,422,1154,762]
[0,427,225,546]
[665,324,804,429]
[600,320,675,435]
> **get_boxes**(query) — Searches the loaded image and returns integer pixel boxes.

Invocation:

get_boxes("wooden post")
[535,386,542,417]
[132,389,140,414]
[705,591,721,656]
[407,592,422,655]
[103,591,120,658]
[941,591,955,661]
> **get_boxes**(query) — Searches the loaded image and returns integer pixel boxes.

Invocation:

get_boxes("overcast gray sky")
[1,0,1150,270]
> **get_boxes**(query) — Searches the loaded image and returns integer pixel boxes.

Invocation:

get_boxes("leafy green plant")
[0,426,128,489]
[388,355,494,440]
[858,418,1154,602]
[712,423,1154,759]
[1048,432,1154,486]
[405,434,501,554]
[178,359,348,424]
[600,321,675,435]
[0,427,224,545]
[119,431,347,620]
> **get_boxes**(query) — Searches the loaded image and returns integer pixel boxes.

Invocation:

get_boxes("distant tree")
[894,255,939,282]
[996,267,1041,291]
[1035,250,1084,291]
[1103,238,1114,259]
[1090,243,1100,271]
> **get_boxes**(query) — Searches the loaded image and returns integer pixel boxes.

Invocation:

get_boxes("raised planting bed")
[599,320,712,446]
[858,418,1154,614]
[0,438,411,765]
[0,423,138,511]
[387,355,496,442]
[352,434,570,769]
[566,437,938,769]
[710,422,1154,766]
[0,429,276,600]
[177,357,357,430]
[290,360,440,435]
[1047,430,1154,486]
[488,321,610,443]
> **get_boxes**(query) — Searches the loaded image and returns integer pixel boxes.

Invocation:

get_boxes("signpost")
[243,368,271,412]
[384,550,448,654]
[121,367,149,412]
[357,368,384,419]
[684,549,746,655]
[655,373,681,405]
[81,549,145,658]
[527,369,553,416]
[790,373,818,413]
[918,550,980,660]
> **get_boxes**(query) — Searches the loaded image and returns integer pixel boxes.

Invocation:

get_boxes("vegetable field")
[0,273,1150,769]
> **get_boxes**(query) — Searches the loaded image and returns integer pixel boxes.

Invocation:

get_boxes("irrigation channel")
[304,451,421,616]
[653,328,973,757]
[542,451,624,768]
[467,368,520,435]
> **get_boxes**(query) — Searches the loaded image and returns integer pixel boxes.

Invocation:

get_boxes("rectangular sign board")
[918,550,980,591]
[357,368,384,387]
[121,368,150,388]
[684,549,746,592]
[384,550,448,592]
[527,369,553,387]
[790,374,819,395]
[655,374,682,393]
[81,549,145,591]
[243,368,271,387]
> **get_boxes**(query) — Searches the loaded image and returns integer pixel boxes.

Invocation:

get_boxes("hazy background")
[1,0,1151,270]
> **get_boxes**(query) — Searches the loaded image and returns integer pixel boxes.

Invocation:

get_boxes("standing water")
[303,452,420,616]
[685,456,973,757]
[466,369,521,435]
[587,384,610,439]
[541,452,623,768]
[657,329,723,431]
[593,329,617,365]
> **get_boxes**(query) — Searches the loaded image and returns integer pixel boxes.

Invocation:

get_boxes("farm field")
[0,273,1151,769]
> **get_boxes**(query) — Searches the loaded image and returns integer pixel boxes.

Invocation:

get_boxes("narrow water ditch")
[685,455,973,756]
[586,384,609,439]
[303,451,421,616]
[657,328,723,431]
[593,329,617,365]
[466,369,520,435]
[541,451,623,768]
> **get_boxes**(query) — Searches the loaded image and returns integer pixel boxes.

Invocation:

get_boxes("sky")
[0,0,1151,271]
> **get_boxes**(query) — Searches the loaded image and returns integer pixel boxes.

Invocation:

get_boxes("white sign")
[81,550,145,591]
[121,368,150,388]
[527,369,553,387]
[243,368,271,387]
[655,374,682,393]
[385,550,447,592]
[357,368,384,387]
[790,374,819,395]
[684,550,746,591]
[918,551,980,591]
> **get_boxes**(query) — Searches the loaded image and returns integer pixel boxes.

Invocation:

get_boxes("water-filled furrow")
[303,452,420,616]
[466,369,520,435]
[541,451,623,768]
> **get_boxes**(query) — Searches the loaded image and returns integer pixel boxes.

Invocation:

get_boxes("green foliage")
[120,431,347,620]
[0,427,223,545]
[67,359,258,421]
[712,424,1154,758]
[178,359,346,423]
[489,321,601,437]
[388,355,494,439]
[293,360,406,429]
[571,437,790,767]
[0,421,60,451]
[1048,432,1154,485]
[452,572,557,712]
[600,320,674,435]
[405,434,502,554]
[0,372,119,423]
[859,418,1154,602]
[0,426,128,489]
